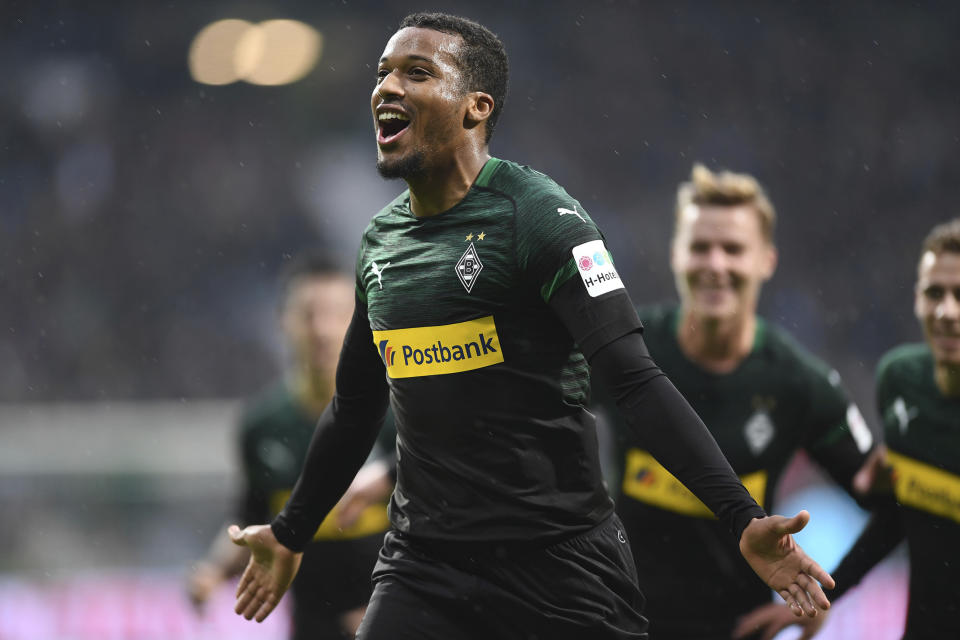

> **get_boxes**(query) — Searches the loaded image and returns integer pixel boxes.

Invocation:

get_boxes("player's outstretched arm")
[229,524,302,623]
[739,511,835,617]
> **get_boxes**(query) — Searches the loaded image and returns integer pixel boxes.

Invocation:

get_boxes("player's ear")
[669,236,684,273]
[760,244,778,280]
[465,91,493,129]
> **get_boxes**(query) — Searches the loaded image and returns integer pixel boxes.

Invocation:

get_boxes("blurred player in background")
[227,13,838,640]
[602,164,877,640]
[186,253,395,640]
[736,218,960,640]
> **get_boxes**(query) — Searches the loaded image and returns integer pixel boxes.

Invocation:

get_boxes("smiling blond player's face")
[672,203,777,323]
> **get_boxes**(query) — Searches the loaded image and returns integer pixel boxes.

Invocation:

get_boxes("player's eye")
[722,243,744,256]
[375,68,389,83]
[690,241,709,254]
[924,285,945,301]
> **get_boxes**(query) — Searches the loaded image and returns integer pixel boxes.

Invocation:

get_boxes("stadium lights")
[188,19,322,86]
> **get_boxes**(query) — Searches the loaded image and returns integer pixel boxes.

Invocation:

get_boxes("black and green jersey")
[355,158,633,542]
[833,344,960,639]
[273,158,764,558]
[239,382,392,540]
[610,305,873,637]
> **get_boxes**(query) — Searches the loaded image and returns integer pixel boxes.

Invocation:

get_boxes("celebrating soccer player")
[228,13,837,639]
[601,164,877,639]
[736,218,960,640]
[186,254,394,639]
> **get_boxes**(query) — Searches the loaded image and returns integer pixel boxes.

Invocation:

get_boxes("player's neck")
[676,309,755,374]
[933,362,960,397]
[407,148,490,217]
[290,366,335,416]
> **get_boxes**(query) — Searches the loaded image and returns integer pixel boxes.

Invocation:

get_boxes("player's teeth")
[378,112,409,121]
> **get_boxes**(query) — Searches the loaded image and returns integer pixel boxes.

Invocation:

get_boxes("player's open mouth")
[377,110,410,144]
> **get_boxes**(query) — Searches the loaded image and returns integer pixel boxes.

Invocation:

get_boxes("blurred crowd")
[1,0,957,408]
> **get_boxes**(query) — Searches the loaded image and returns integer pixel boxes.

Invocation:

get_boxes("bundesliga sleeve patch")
[572,239,624,297]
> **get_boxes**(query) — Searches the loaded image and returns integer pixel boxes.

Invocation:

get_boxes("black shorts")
[291,532,385,640]
[355,514,647,640]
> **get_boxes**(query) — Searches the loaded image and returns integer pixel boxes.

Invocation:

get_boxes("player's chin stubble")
[377,150,426,180]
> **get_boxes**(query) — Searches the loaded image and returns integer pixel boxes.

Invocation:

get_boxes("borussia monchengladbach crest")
[456,242,483,293]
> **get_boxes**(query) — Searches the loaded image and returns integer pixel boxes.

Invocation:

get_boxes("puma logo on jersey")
[371,261,391,290]
[557,205,586,223]
[892,397,919,434]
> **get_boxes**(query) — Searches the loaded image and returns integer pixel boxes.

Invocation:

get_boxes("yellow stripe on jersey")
[888,450,960,524]
[372,316,504,379]
[270,490,390,540]
[622,448,767,518]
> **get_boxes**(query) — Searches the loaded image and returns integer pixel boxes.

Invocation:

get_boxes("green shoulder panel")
[540,260,580,302]
[485,159,609,302]
[472,156,503,187]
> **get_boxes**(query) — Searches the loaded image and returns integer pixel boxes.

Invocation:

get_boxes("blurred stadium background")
[3,0,957,637]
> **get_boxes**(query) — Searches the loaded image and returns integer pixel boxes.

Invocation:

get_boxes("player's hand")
[336,460,394,529]
[229,524,302,622]
[185,560,224,613]
[733,602,828,640]
[739,511,835,618]
[852,444,890,495]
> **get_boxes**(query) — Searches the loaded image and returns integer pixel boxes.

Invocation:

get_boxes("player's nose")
[936,291,960,321]
[701,246,728,272]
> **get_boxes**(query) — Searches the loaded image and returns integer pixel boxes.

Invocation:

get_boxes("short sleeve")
[513,184,629,305]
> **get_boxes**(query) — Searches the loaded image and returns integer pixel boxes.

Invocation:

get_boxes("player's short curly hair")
[675,163,776,244]
[921,218,960,258]
[399,12,509,143]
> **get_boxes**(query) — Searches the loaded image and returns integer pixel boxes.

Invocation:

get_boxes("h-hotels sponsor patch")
[573,239,624,297]
[621,448,767,517]
[372,315,504,378]
[887,449,960,524]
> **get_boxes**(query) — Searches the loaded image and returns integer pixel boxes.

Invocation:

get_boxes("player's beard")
[377,149,426,180]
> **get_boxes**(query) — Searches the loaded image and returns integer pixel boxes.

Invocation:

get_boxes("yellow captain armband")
[621,449,767,518]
